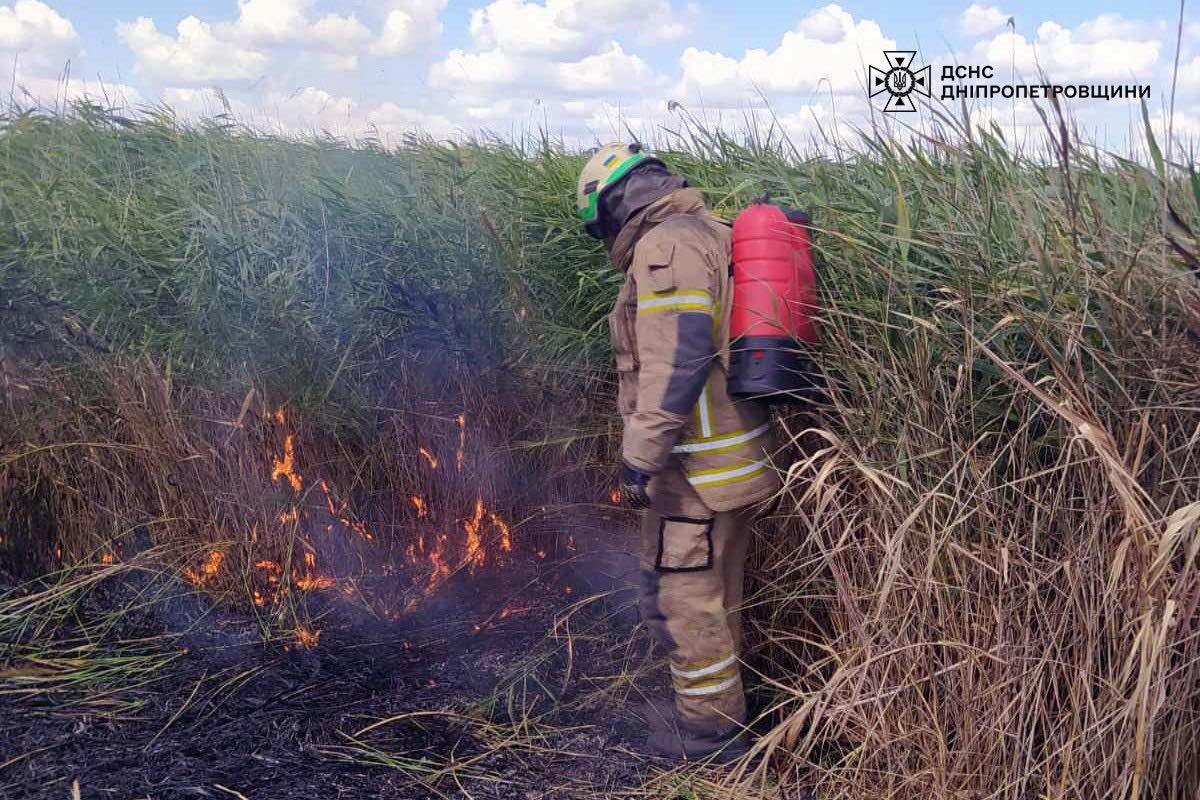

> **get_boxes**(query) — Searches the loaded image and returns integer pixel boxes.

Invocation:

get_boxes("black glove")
[618,461,653,510]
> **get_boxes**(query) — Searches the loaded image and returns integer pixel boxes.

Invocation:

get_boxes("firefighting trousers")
[638,467,753,735]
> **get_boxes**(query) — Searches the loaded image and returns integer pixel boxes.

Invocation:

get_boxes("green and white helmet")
[576,142,660,238]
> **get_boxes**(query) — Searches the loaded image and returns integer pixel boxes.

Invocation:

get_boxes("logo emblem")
[869,51,930,112]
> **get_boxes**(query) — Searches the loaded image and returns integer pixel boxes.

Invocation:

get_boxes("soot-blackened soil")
[0,532,686,800]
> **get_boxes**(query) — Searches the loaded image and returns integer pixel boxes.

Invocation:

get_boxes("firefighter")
[576,143,780,761]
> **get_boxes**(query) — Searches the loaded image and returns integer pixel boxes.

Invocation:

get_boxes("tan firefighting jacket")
[608,188,780,513]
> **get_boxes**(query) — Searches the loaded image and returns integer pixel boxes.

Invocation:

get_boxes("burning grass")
[1,102,1199,798]
[0,356,585,634]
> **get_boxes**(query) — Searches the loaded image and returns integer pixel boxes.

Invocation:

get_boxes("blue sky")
[0,0,1193,150]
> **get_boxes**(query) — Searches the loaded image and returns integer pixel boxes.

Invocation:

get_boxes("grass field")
[1,101,1198,799]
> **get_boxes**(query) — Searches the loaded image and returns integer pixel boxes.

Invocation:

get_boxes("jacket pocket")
[640,240,676,293]
[655,515,714,572]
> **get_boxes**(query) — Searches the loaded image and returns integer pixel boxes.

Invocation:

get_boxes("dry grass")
[0,354,601,632]
[1,101,1198,799]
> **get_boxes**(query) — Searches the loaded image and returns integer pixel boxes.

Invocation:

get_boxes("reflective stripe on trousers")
[685,459,769,488]
[671,653,740,697]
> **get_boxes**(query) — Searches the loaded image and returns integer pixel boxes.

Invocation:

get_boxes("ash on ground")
[0,516,709,800]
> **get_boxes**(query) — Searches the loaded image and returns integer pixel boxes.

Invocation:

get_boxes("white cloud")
[964,99,1046,145]
[231,0,375,51]
[430,39,651,97]
[371,9,417,55]
[34,0,1166,149]
[370,0,447,55]
[117,16,268,84]
[466,0,691,57]
[264,86,356,129]
[429,47,524,90]
[553,42,649,93]
[319,52,359,71]
[1157,110,1200,140]
[972,17,1161,81]
[1074,13,1163,43]
[425,0,687,136]
[232,0,310,43]
[118,0,446,83]
[164,83,456,140]
[0,0,78,75]
[0,0,75,50]
[673,4,894,104]
[308,12,371,50]
[469,0,584,57]
[366,101,455,138]
[8,76,143,111]
[776,100,856,149]
[1179,56,1200,88]
[162,86,238,117]
[960,4,1009,38]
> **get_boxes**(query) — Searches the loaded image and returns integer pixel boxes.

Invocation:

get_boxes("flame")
[294,574,336,591]
[489,511,511,553]
[320,479,338,515]
[184,550,224,586]
[272,434,303,493]
[293,549,335,592]
[254,404,521,621]
[610,488,621,504]
[410,495,428,519]
[563,584,573,596]
[455,414,466,471]
[347,519,374,542]
[474,602,531,632]
[253,560,282,600]
[427,532,450,589]
[458,497,512,572]
[463,498,487,569]
[294,627,321,648]
[315,479,375,542]
[100,553,114,565]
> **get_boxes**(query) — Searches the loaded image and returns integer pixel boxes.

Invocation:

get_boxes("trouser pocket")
[655,515,714,572]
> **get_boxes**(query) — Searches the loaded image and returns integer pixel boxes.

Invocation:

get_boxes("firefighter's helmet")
[576,142,660,238]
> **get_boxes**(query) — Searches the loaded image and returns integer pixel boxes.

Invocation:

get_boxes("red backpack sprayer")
[727,200,821,401]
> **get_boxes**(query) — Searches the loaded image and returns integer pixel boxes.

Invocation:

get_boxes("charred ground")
[0,527,696,800]
[2,109,1199,799]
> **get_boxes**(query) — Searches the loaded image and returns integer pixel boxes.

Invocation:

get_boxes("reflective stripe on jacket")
[607,188,779,512]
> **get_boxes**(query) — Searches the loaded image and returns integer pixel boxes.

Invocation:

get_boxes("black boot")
[643,724,749,763]
[636,699,749,763]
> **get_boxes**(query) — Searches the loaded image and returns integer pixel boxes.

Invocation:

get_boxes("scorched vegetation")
[0,102,1198,799]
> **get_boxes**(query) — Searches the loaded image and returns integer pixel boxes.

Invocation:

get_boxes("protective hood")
[597,162,687,242]
[608,187,709,273]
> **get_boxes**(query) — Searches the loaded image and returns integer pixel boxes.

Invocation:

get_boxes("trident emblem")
[869,51,931,112]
